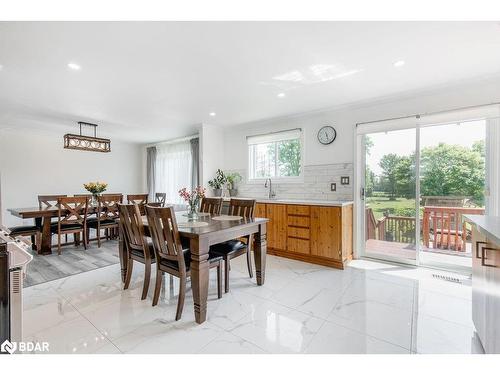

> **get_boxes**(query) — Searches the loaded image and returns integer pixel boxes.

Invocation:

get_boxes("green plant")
[208,169,227,190]
[225,172,242,189]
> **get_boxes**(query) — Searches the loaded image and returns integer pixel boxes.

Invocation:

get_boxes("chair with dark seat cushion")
[127,194,149,215]
[8,225,41,251]
[146,205,222,319]
[86,194,123,247]
[119,203,156,300]
[155,193,167,207]
[52,196,90,255]
[209,198,256,293]
[200,197,223,216]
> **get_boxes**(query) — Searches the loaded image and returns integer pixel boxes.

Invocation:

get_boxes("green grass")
[366,196,416,220]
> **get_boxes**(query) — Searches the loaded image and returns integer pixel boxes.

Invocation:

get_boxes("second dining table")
[118,211,269,324]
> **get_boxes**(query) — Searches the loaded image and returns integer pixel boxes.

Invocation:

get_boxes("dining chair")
[200,197,223,215]
[118,203,155,300]
[7,224,41,251]
[145,205,223,319]
[127,194,149,215]
[86,194,123,247]
[52,196,90,255]
[210,198,256,293]
[38,194,68,209]
[155,193,167,207]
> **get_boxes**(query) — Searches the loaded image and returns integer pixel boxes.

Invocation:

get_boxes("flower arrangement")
[179,186,206,217]
[83,181,108,195]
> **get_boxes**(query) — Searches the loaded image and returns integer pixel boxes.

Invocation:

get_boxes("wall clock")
[317,125,337,145]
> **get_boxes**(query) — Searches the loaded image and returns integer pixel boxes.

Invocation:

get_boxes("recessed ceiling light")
[393,60,405,68]
[67,62,81,70]
[209,112,216,117]
[277,93,286,98]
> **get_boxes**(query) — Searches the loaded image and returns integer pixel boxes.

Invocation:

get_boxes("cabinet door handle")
[476,241,487,259]
[481,246,499,268]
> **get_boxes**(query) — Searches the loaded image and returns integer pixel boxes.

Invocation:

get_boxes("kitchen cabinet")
[254,201,353,269]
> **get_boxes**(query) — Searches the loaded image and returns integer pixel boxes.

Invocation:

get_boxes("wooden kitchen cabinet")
[254,201,353,269]
[265,204,287,250]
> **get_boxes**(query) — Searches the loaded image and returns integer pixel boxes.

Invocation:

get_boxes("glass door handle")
[476,241,487,259]
[482,246,499,268]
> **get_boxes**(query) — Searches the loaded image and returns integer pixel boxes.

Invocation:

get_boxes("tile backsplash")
[224,163,353,201]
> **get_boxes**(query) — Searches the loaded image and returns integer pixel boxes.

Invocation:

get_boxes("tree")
[278,139,301,176]
[365,165,375,197]
[379,154,400,200]
[394,155,415,199]
[420,143,485,205]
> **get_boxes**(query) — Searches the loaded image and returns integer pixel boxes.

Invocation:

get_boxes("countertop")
[222,197,354,207]
[464,214,500,245]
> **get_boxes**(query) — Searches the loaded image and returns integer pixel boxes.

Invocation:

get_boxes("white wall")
[223,76,500,173]
[0,130,144,227]
[200,123,225,193]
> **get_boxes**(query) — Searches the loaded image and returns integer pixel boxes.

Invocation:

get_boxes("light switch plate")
[331,183,336,191]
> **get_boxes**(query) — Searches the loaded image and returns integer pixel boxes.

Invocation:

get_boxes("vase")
[91,194,99,206]
[186,201,199,220]
[213,189,222,197]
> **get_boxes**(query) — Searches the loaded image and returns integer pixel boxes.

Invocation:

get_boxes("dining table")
[118,212,269,324]
[8,205,99,255]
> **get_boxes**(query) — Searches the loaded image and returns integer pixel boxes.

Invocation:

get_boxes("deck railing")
[366,205,485,251]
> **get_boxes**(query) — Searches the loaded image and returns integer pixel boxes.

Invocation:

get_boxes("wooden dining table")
[8,206,99,255]
[118,212,269,324]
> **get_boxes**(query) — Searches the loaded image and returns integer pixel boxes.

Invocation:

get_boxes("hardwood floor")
[25,239,120,287]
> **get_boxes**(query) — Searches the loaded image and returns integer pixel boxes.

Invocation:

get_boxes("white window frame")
[247,129,304,183]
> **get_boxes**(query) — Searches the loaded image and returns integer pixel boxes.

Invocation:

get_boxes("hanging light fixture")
[64,122,111,153]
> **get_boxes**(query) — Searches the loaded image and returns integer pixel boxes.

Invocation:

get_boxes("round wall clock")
[317,125,337,145]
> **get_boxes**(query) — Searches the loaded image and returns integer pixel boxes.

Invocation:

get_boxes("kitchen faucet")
[264,178,276,199]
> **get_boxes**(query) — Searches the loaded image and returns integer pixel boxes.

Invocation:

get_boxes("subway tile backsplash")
[224,163,353,201]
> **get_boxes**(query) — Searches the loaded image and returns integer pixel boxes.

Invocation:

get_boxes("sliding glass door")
[418,120,486,272]
[362,128,418,265]
[359,111,492,273]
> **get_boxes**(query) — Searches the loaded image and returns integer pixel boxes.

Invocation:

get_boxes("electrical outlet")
[330,183,336,191]
[341,176,350,185]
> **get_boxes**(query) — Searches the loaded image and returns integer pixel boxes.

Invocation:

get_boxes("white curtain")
[155,141,193,205]
[486,117,500,216]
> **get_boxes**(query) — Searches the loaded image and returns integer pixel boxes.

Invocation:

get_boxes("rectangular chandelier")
[64,122,111,153]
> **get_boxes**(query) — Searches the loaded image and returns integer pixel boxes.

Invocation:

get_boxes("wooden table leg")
[118,220,128,283]
[190,236,209,324]
[254,223,267,286]
[40,217,52,255]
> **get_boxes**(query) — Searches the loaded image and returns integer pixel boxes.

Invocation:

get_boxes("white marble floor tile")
[416,288,473,328]
[24,315,114,354]
[327,297,413,349]
[340,275,415,312]
[112,319,223,354]
[412,314,479,354]
[229,300,324,353]
[305,321,410,354]
[198,332,268,354]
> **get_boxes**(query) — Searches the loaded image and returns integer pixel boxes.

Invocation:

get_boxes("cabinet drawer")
[287,226,310,239]
[287,215,310,227]
[287,205,310,216]
[287,237,310,254]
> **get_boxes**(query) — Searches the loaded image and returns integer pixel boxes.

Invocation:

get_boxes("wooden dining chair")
[200,197,223,215]
[155,193,167,207]
[86,194,123,247]
[145,205,223,319]
[52,196,90,255]
[38,194,67,209]
[210,198,256,293]
[118,203,156,300]
[127,194,149,215]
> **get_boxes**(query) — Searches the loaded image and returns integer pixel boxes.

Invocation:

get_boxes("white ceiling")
[1,21,500,143]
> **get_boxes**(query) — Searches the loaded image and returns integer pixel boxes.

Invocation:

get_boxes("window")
[155,140,193,204]
[248,129,302,180]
